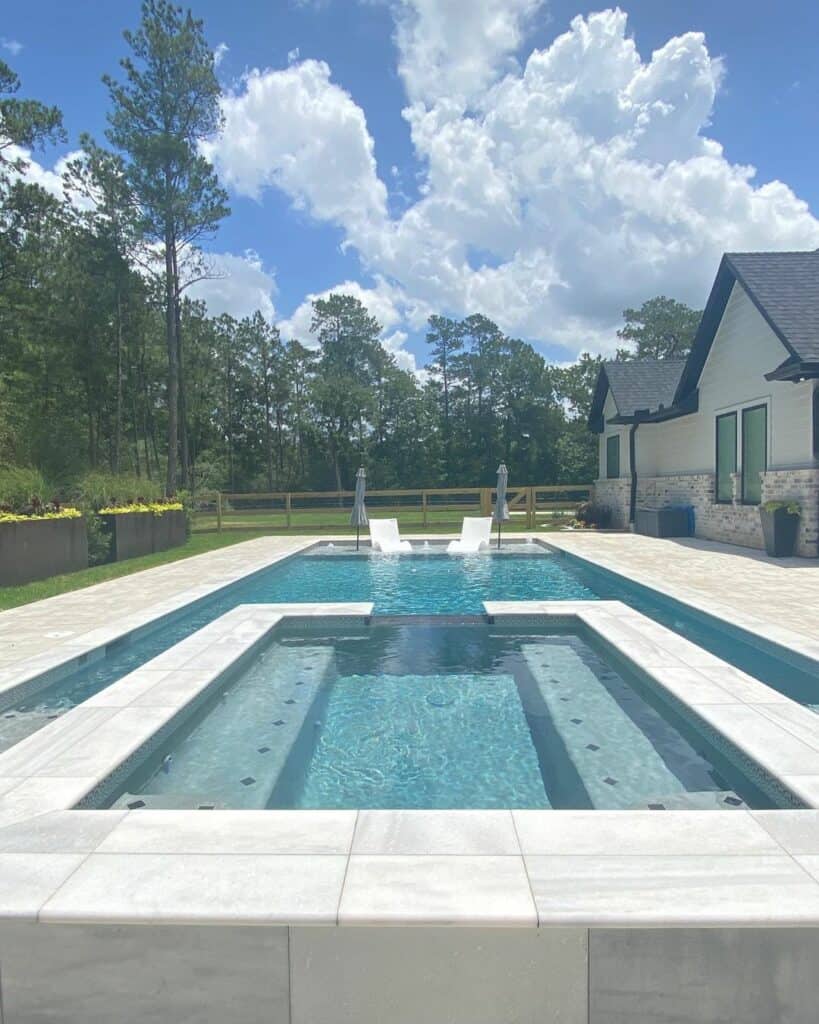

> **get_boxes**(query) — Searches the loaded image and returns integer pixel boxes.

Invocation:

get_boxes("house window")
[606,435,620,479]
[715,412,737,503]
[741,404,767,505]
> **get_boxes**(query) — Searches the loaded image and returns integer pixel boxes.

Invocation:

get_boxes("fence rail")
[192,484,592,534]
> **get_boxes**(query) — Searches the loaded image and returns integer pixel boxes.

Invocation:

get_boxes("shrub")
[762,500,801,516]
[73,471,163,511]
[85,510,113,566]
[573,501,612,529]
[0,464,50,511]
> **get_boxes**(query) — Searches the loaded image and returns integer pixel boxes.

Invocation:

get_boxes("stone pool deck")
[547,532,819,657]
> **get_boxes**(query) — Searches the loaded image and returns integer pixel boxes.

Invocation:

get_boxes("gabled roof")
[676,251,819,400]
[588,359,686,433]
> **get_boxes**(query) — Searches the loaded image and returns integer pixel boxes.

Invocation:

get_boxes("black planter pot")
[759,507,800,558]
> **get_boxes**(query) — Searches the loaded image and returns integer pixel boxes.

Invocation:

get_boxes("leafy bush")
[0,464,51,511]
[573,501,612,529]
[762,500,801,516]
[0,506,81,523]
[73,471,163,511]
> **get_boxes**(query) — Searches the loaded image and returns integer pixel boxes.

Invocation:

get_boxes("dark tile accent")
[570,718,582,724]
[127,800,146,810]
[603,777,618,786]
[284,699,296,705]
[586,743,600,751]
[198,804,215,810]
[240,776,256,786]
[273,719,285,726]
[559,697,570,702]
[648,803,665,810]
[257,746,271,754]
[724,795,743,806]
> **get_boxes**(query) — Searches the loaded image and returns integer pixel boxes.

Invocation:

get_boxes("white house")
[589,251,819,556]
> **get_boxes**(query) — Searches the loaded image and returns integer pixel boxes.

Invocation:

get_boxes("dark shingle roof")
[725,251,819,362]
[588,358,686,431]
[603,359,686,418]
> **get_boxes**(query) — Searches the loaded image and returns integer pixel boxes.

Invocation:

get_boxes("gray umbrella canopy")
[492,463,510,523]
[492,462,509,549]
[350,467,368,550]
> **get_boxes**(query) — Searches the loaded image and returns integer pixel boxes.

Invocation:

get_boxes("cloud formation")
[205,5,819,357]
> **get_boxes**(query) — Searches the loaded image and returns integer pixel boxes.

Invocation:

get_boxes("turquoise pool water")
[2,543,818,755]
[107,621,779,811]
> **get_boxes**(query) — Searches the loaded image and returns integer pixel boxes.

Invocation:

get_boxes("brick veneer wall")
[593,469,819,557]
[592,478,631,530]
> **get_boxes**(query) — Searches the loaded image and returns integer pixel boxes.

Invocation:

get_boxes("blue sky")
[6,1,819,370]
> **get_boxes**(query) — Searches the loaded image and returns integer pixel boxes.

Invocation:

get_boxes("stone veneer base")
[594,468,819,557]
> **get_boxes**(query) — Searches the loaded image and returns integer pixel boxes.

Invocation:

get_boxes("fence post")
[422,490,428,527]
[526,486,535,529]
[285,493,292,529]
[480,488,491,515]
[216,491,223,533]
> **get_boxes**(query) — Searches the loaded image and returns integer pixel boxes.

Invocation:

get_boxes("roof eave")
[764,359,819,383]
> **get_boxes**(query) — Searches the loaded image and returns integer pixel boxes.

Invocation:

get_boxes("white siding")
[598,391,631,480]
[636,282,816,477]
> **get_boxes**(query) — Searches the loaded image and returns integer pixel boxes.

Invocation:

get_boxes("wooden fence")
[192,484,592,533]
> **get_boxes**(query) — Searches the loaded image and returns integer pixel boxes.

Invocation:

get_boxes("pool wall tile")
[589,927,819,1024]
[0,921,289,1024]
[290,925,588,1024]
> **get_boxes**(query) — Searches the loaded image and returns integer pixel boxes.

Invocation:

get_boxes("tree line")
[0,1,700,499]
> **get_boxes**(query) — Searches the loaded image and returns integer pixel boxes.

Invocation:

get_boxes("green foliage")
[74,472,163,510]
[615,296,702,361]
[0,465,50,509]
[98,500,183,515]
[762,500,801,516]
[85,511,113,567]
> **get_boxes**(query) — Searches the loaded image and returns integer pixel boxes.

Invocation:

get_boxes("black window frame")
[714,411,737,504]
[606,434,620,479]
[740,403,767,506]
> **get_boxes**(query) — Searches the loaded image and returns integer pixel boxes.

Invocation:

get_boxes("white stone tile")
[0,853,86,919]
[35,706,177,778]
[0,810,125,853]
[338,855,536,925]
[291,925,588,1024]
[0,707,119,776]
[513,810,782,856]
[98,809,356,854]
[690,703,819,775]
[81,668,178,707]
[525,854,819,925]
[41,853,348,924]
[639,664,740,704]
[751,810,819,854]
[697,665,792,704]
[126,668,224,707]
[0,777,98,827]
[352,810,519,855]
[0,921,290,1024]
[754,702,819,752]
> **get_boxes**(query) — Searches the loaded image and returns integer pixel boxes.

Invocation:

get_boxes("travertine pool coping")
[4,599,819,929]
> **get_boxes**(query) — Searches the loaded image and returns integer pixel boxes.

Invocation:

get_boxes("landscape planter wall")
[102,510,186,562]
[0,517,88,586]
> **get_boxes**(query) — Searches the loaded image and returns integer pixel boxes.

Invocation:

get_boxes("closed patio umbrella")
[493,462,510,550]
[350,466,368,551]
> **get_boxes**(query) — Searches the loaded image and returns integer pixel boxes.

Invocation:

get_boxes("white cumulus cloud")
[187,250,277,320]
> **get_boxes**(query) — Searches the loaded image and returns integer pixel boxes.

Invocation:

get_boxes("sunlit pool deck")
[2,532,819,1022]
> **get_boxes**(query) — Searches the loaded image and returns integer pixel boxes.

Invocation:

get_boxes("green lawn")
[0,530,263,611]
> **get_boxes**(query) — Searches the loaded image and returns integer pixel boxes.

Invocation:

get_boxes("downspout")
[629,423,639,525]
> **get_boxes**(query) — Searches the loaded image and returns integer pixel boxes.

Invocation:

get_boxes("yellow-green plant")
[0,507,82,523]
[98,501,183,517]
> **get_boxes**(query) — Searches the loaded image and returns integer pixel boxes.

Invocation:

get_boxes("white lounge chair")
[447,516,492,554]
[369,518,412,553]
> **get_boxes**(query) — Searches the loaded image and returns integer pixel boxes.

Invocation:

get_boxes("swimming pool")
[105,620,780,811]
[2,541,817,753]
